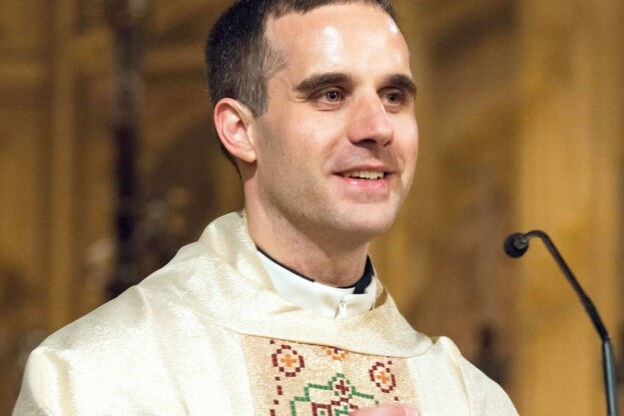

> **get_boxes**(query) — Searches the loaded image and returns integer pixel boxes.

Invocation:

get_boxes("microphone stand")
[505,230,619,416]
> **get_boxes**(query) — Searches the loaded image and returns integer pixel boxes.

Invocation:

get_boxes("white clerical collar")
[256,248,377,319]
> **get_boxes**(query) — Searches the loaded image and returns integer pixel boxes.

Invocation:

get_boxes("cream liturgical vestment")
[14,212,518,415]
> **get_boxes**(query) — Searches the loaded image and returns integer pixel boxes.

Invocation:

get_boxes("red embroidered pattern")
[272,344,305,377]
[369,362,396,393]
[243,337,418,416]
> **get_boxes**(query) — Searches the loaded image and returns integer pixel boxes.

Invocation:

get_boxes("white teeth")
[340,170,384,180]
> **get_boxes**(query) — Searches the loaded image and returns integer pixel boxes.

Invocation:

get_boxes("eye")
[310,88,346,107]
[382,89,406,107]
[324,90,343,102]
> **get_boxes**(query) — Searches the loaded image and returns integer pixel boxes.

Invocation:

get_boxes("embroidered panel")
[243,336,419,415]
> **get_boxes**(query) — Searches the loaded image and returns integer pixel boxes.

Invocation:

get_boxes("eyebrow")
[293,73,351,94]
[385,74,418,96]
[293,72,417,96]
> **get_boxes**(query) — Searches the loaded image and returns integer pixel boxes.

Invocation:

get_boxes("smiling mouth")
[336,170,387,180]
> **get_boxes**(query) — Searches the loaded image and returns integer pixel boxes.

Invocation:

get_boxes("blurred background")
[1,0,623,413]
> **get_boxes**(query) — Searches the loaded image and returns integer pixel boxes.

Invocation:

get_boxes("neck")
[245,204,370,288]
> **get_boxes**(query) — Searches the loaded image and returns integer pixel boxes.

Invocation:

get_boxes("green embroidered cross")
[289,373,379,416]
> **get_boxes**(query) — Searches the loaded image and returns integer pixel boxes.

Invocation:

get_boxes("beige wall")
[1,0,622,413]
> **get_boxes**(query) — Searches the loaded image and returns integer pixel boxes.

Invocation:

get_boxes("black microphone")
[503,233,529,258]
[504,230,619,416]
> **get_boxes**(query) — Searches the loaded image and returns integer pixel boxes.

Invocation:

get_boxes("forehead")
[264,3,411,80]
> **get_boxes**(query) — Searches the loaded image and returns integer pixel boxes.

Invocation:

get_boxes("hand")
[349,404,420,416]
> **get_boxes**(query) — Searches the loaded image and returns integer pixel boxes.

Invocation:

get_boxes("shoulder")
[38,285,153,351]
[13,212,255,414]
[409,336,518,415]
[32,235,223,362]
[13,287,157,414]
[14,282,240,415]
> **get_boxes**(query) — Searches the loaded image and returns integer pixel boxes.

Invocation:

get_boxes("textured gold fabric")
[13,212,518,415]
[244,336,418,415]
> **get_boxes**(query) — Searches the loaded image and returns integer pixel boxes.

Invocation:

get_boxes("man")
[14,0,518,415]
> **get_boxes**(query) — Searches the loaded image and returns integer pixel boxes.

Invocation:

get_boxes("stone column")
[48,0,78,332]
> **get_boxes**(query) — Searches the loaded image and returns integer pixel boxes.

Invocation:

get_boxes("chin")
[334,207,398,239]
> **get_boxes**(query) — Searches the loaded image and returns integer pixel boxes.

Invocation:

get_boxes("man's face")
[251,3,419,245]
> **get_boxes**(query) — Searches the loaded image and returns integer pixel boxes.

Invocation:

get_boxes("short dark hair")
[206,0,395,163]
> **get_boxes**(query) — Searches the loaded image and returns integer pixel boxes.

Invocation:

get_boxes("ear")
[213,98,257,163]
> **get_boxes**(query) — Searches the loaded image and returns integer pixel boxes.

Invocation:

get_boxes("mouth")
[336,170,388,181]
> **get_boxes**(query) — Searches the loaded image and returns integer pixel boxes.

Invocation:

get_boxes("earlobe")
[213,98,257,163]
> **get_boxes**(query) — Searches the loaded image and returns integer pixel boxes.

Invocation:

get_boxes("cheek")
[283,122,332,160]
[395,122,419,161]
[410,134,419,161]
[259,107,346,168]
[256,116,297,162]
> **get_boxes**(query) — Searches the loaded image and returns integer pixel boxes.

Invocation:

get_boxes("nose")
[347,94,394,146]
